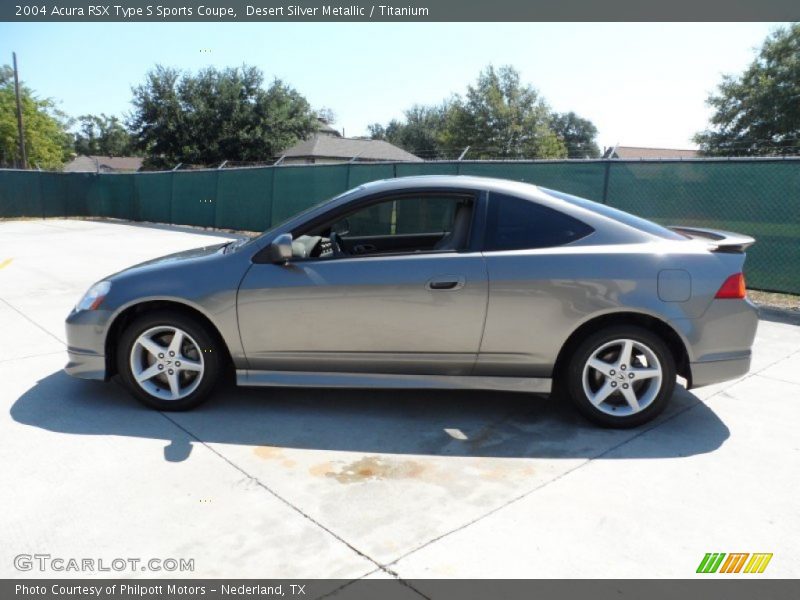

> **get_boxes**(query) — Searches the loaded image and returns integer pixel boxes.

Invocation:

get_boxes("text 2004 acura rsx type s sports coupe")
[65,176,758,427]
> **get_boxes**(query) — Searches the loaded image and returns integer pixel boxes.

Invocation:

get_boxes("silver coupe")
[65,176,758,427]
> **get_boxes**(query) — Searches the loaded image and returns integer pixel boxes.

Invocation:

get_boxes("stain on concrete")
[310,455,535,485]
[313,455,429,484]
[254,445,284,460]
[252,447,298,470]
[255,445,537,485]
[477,464,536,481]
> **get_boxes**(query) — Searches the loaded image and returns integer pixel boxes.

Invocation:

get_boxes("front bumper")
[65,350,107,380]
[64,308,112,381]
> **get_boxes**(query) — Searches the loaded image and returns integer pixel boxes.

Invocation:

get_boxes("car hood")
[106,243,228,281]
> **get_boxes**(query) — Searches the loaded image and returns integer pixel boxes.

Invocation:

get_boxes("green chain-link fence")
[1,159,798,293]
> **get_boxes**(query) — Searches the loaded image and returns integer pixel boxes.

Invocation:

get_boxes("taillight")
[715,273,746,299]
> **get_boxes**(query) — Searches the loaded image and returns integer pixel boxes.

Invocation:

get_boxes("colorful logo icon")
[697,553,773,574]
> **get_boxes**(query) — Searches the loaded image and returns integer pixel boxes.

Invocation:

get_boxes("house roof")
[316,119,341,137]
[279,134,422,162]
[64,155,144,172]
[603,146,700,159]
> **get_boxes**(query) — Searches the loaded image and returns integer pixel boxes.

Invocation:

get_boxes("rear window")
[541,187,686,241]
[486,193,594,251]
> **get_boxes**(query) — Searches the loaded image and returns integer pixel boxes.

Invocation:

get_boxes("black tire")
[563,325,676,428]
[117,309,222,411]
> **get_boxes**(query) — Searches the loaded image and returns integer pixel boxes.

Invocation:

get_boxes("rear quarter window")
[541,187,686,241]
[486,193,594,251]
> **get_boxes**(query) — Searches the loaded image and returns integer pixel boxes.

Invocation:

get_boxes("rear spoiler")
[668,226,755,253]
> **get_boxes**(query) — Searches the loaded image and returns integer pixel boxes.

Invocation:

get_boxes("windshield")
[541,187,686,241]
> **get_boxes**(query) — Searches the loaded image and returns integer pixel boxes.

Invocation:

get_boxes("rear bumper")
[674,298,758,388]
[689,353,751,388]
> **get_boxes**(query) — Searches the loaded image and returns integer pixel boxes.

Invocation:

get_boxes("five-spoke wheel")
[118,310,221,410]
[130,326,205,401]
[566,326,675,428]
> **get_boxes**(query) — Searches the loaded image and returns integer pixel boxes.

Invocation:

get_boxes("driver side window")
[311,193,474,258]
[340,195,461,237]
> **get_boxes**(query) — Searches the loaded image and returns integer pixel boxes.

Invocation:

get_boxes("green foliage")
[74,114,135,157]
[370,66,594,160]
[695,24,800,156]
[443,66,566,159]
[0,65,72,169]
[128,65,317,169]
[368,103,451,158]
[551,112,601,158]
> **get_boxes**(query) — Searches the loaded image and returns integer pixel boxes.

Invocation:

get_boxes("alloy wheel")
[581,338,663,417]
[129,326,205,401]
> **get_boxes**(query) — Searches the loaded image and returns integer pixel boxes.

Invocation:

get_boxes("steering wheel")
[329,231,345,257]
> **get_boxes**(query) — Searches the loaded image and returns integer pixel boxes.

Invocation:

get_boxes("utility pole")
[13,52,28,169]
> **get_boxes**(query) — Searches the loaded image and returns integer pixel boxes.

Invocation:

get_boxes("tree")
[551,112,601,158]
[368,103,450,158]
[442,66,566,159]
[694,24,800,156]
[369,66,578,160]
[74,114,135,156]
[316,107,337,125]
[128,65,317,169]
[0,65,72,169]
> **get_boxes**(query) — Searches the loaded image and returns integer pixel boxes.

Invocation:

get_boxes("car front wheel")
[565,325,675,428]
[117,310,221,411]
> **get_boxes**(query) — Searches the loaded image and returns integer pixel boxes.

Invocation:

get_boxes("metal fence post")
[213,169,221,228]
[601,160,611,204]
[168,171,175,225]
[269,164,277,229]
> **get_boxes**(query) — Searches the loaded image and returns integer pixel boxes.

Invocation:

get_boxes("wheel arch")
[104,299,233,379]
[552,310,691,387]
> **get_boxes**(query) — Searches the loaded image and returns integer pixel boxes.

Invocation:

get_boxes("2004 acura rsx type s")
[65,176,758,428]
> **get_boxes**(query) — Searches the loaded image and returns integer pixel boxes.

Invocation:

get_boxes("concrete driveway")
[1,219,798,580]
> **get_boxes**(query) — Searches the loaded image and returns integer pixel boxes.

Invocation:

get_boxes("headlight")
[75,281,111,311]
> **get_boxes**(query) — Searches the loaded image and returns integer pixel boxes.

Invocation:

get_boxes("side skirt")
[236,370,551,394]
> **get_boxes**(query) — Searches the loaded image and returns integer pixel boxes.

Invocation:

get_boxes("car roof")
[357,175,544,198]
[258,174,677,248]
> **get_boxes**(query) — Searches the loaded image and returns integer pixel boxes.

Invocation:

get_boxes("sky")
[0,22,787,151]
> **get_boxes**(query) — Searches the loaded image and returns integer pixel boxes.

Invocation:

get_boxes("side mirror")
[268,233,293,263]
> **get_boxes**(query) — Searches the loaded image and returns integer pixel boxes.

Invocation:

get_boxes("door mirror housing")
[268,233,293,263]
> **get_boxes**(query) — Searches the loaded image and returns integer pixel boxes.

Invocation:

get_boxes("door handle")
[426,277,465,291]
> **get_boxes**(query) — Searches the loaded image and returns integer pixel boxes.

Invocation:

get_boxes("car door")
[476,192,596,378]
[237,191,489,376]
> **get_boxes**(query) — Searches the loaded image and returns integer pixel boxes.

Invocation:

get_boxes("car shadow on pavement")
[11,370,729,463]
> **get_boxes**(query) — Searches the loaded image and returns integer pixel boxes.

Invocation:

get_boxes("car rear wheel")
[117,310,221,411]
[565,325,675,428]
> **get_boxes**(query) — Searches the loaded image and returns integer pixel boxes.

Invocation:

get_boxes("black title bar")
[3,0,800,22]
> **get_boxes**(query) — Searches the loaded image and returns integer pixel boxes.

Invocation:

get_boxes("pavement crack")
[383,343,800,570]
[382,395,701,570]
[314,568,432,600]
[0,296,66,345]
[751,373,800,387]
[155,410,397,579]
[0,350,64,364]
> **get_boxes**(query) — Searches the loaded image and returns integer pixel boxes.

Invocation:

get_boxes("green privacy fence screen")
[0,159,798,294]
